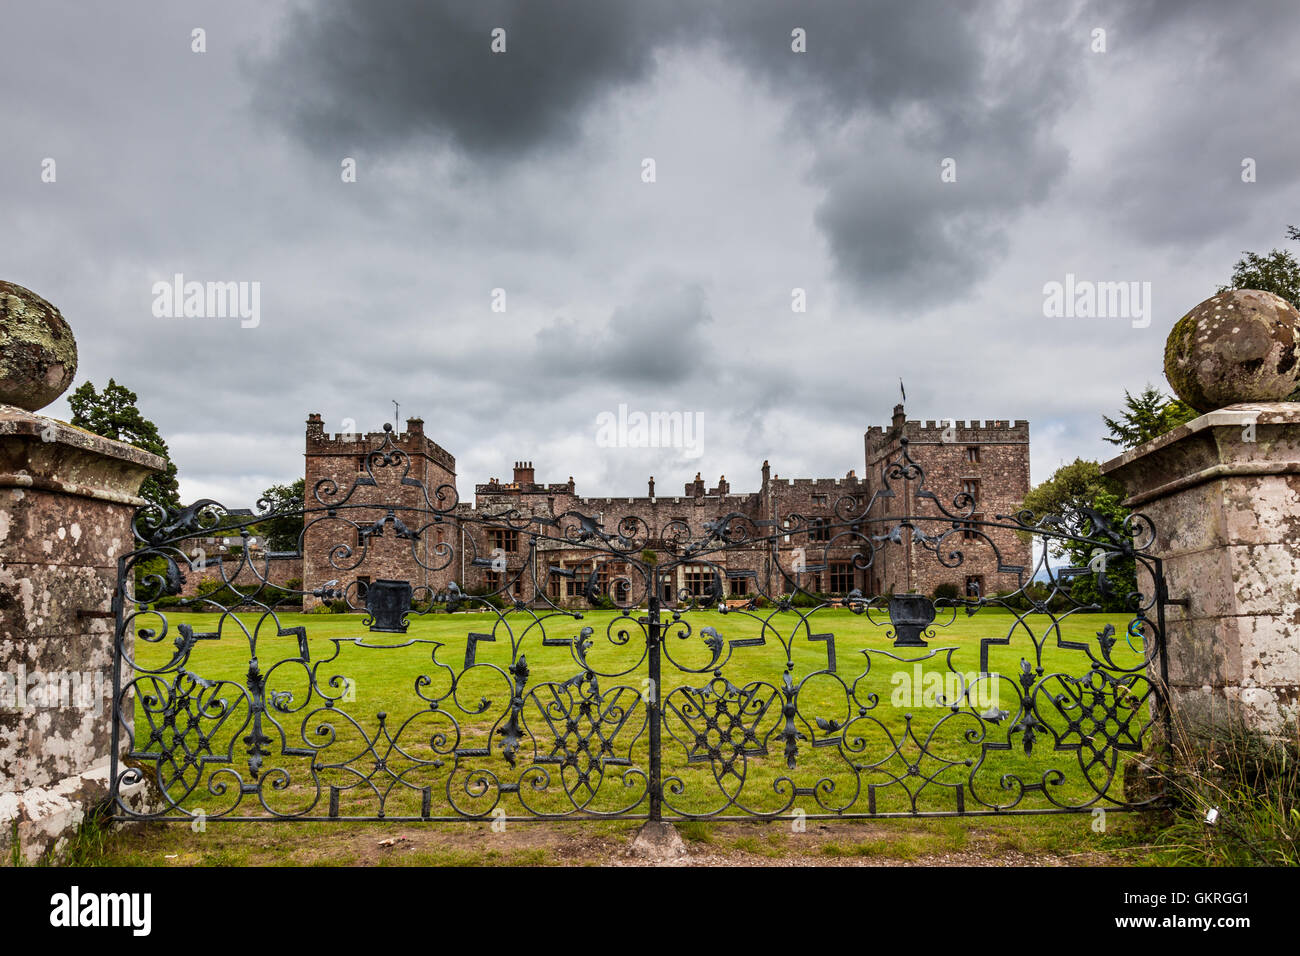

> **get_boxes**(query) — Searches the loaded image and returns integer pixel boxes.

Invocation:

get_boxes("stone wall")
[176,551,302,599]
[0,404,161,862]
[865,406,1033,598]
[300,405,1033,606]
[1102,403,1300,736]
[302,415,457,607]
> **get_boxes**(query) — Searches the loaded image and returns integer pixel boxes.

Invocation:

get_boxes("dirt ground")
[106,815,1136,867]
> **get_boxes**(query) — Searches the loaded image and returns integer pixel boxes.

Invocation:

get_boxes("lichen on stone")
[1164,289,1300,412]
[0,280,78,411]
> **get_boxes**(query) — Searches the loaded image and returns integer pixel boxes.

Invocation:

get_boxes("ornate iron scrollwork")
[107,426,1171,824]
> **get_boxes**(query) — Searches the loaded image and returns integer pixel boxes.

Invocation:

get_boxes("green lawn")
[118,604,1159,822]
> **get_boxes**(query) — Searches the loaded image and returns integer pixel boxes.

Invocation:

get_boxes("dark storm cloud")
[1077,0,1300,248]
[251,1,1087,305]
[706,0,984,121]
[5,0,1300,506]
[768,2,1084,306]
[250,0,696,158]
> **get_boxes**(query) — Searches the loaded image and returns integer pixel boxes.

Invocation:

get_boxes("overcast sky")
[3,0,1298,507]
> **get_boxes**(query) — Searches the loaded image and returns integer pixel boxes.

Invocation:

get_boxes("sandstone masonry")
[300,405,1032,608]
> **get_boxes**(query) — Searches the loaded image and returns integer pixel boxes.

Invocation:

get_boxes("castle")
[293,406,1032,609]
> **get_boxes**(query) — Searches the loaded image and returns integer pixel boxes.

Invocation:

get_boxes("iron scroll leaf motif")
[107,423,1170,822]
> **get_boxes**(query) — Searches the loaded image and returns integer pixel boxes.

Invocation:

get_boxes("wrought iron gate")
[108,427,1170,822]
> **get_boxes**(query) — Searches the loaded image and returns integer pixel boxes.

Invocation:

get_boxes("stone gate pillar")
[1101,289,1300,739]
[0,281,162,862]
[1102,403,1300,735]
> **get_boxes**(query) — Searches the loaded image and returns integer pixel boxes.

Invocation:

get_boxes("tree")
[1102,384,1198,449]
[1020,459,1135,611]
[68,379,181,510]
[257,479,306,552]
[1219,226,1300,401]
[1218,225,1300,307]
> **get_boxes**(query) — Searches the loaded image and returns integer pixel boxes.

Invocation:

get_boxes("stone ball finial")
[1164,289,1300,413]
[0,280,78,411]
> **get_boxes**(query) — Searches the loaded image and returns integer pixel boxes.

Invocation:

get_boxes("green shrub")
[464,586,505,610]
[932,582,960,601]
[995,581,1070,613]
[194,577,230,597]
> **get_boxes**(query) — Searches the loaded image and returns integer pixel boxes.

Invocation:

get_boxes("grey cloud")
[5,0,1300,511]
[533,282,711,386]
[250,1,1089,306]
[250,0,695,159]
[1077,0,1300,248]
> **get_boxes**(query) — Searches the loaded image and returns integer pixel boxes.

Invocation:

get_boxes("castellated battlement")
[773,476,867,489]
[865,417,1029,452]
[305,413,456,473]
[298,403,1030,609]
[573,493,758,508]
[475,479,576,495]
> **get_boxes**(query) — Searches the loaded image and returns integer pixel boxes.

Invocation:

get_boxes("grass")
[64,812,1155,867]
[115,603,1155,824]
[1145,717,1299,866]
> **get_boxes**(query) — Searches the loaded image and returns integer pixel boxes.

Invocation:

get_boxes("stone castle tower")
[298,405,1031,606]
[864,405,1032,597]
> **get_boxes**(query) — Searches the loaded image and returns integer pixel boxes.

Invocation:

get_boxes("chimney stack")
[513,461,535,485]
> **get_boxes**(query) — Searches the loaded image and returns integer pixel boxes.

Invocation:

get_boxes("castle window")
[811,494,828,506]
[962,479,980,502]
[490,528,519,553]
[829,562,854,593]
[965,575,983,598]
[567,564,591,598]
[966,446,980,464]
[356,575,370,600]
[485,570,502,591]
[962,514,984,541]
[683,565,713,597]
[809,517,831,542]
[727,574,750,596]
